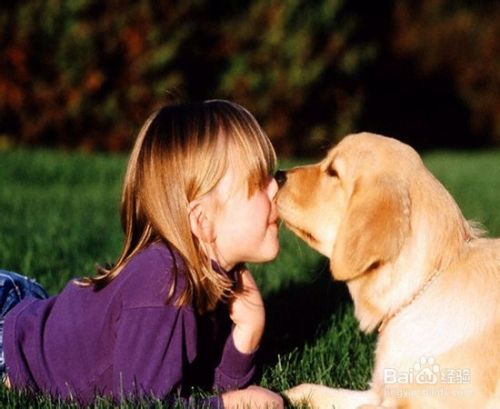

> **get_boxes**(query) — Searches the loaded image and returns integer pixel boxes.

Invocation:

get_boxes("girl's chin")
[264,240,280,261]
[248,244,280,264]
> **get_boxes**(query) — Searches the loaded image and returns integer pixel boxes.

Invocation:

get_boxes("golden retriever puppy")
[276,133,499,409]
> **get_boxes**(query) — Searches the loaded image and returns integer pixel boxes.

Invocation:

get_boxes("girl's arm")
[229,269,265,353]
[113,305,224,407]
[114,304,280,409]
[213,268,263,390]
[214,269,284,408]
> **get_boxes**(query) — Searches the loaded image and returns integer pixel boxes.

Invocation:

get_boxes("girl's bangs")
[228,124,277,196]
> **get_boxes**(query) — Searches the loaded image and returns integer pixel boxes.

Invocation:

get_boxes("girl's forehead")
[215,168,235,197]
[212,163,250,204]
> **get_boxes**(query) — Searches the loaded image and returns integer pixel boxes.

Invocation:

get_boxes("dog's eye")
[326,167,338,178]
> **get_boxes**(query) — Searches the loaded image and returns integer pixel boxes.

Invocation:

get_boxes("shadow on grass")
[260,258,353,366]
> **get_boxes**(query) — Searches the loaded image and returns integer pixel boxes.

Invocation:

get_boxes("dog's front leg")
[283,384,382,409]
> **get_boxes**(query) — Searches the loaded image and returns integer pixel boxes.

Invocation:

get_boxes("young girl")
[0,100,284,408]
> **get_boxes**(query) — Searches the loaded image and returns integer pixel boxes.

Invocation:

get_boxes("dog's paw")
[283,384,336,409]
[283,383,313,407]
[283,383,319,408]
[356,406,382,409]
[284,385,383,409]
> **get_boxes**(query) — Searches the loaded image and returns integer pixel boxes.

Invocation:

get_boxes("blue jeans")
[0,270,48,377]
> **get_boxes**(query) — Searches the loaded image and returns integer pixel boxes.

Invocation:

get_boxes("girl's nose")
[267,176,279,199]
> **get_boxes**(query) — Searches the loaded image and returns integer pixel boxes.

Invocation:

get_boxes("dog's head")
[276,132,471,283]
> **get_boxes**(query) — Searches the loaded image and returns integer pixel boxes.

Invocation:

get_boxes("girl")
[0,100,284,408]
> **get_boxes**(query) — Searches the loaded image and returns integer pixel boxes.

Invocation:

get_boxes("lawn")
[0,147,499,408]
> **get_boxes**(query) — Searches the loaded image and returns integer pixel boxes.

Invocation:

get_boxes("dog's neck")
[377,268,442,333]
[375,226,474,334]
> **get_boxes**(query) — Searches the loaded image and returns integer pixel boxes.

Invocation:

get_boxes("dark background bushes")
[0,0,498,156]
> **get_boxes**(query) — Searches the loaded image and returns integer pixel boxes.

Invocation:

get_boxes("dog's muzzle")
[274,170,287,188]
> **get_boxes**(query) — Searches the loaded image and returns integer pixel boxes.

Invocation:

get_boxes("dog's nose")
[274,170,287,188]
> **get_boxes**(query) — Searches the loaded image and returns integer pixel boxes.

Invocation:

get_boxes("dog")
[276,133,499,408]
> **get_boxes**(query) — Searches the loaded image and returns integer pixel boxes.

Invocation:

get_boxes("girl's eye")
[326,167,338,178]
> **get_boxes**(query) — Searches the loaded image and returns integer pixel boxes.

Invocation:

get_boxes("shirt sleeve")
[112,305,222,408]
[213,330,257,392]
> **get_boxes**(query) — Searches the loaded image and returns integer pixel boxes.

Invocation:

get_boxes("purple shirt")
[4,242,256,406]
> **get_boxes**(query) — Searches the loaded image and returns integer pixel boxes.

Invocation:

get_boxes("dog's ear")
[331,176,410,281]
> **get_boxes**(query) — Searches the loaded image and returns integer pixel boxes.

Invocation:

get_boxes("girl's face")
[210,168,280,270]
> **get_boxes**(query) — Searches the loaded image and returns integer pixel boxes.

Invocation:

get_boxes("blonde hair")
[80,100,276,314]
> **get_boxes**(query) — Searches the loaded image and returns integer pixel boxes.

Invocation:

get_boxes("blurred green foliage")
[0,0,498,155]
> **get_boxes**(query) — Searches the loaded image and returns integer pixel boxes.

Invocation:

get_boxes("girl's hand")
[229,268,265,353]
[222,385,284,409]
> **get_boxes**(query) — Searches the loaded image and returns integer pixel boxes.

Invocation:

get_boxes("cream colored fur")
[277,133,499,409]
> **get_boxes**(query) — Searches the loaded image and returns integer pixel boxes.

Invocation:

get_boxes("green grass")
[0,147,499,408]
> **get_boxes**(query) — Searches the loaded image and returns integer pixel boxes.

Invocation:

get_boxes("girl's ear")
[188,200,216,243]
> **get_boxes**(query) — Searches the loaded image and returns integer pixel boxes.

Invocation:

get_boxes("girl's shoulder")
[115,241,190,309]
[126,241,186,274]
